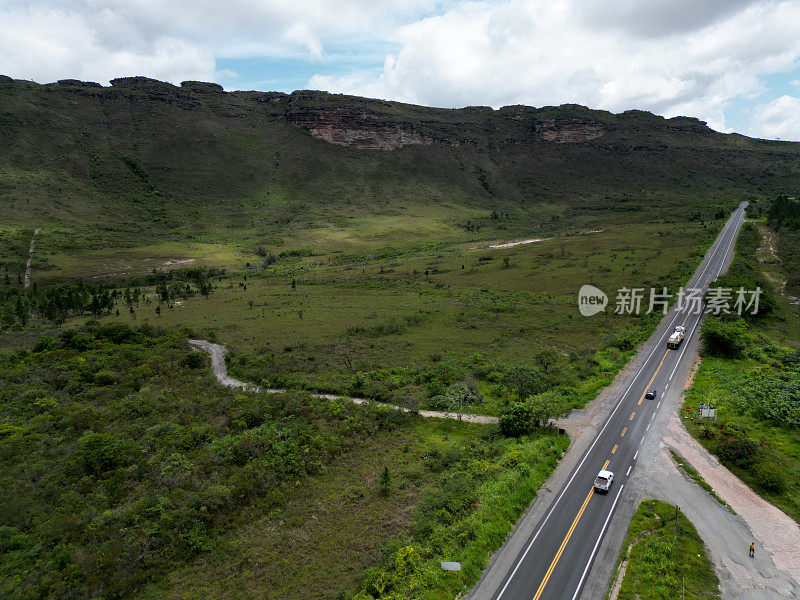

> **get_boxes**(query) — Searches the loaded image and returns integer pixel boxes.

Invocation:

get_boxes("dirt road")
[23,228,39,289]
[188,339,499,425]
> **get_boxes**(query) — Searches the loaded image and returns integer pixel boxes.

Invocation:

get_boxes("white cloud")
[750,95,800,140]
[0,0,440,84]
[311,0,800,134]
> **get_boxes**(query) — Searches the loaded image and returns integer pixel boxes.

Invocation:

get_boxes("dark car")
[645,388,657,400]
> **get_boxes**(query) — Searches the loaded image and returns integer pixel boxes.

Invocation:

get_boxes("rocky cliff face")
[285,107,433,150]
[535,118,606,143]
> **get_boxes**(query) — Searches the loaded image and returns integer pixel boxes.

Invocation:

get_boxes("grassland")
[22,218,715,416]
[4,77,793,600]
[606,500,719,600]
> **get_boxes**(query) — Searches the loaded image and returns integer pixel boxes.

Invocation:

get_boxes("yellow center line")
[638,349,670,404]
[528,300,702,599]
[531,488,594,600]
[531,458,612,600]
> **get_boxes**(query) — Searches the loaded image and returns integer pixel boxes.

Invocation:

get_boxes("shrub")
[33,336,59,352]
[752,462,786,492]
[716,435,760,468]
[182,352,205,369]
[499,401,535,437]
[93,322,136,343]
[701,317,748,357]
[79,432,132,474]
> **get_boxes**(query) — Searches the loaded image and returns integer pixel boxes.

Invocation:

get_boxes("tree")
[525,388,573,426]
[534,348,561,374]
[499,401,535,437]
[378,466,391,495]
[501,365,548,399]
[14,295,28,326]
[156,281,169,304]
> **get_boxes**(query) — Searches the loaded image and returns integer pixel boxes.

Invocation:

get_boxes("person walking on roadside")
[749,542,755,558]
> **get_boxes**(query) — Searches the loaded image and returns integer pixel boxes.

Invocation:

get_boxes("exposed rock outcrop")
[535,118,606,143]
[286,107,432,150]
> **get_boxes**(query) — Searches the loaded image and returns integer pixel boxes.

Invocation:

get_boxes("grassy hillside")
[2,75,800,281]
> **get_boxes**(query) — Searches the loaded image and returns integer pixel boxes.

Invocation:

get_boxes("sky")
[2,0,800,140]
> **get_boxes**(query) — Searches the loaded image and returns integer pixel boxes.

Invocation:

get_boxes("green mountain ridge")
[1,74,799,272]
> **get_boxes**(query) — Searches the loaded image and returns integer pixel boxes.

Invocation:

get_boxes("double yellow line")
[531,348,674,598]
[531,459,611,600]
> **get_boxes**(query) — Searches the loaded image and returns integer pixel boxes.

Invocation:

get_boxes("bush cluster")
[0,323,409,599]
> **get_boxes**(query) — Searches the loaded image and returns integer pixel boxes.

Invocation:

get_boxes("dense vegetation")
[351,430,568,600]
[607,500,719,600]
[689,198,800,521]
[0,322,415,599]
[0,321,571,600]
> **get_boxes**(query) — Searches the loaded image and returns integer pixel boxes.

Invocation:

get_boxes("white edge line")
[494,346,653,599]
[668,314,702,381]
[666,210,741,387]
[570,484,625,600]
[494,207,742,600]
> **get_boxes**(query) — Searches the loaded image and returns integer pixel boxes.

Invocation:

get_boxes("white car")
[594,469,614,493]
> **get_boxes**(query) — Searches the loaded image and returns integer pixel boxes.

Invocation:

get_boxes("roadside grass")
[682,219,800,524]
[668,450,736,514]
[350,428,569,600]
[683,357,800,523]
[606,500,720,600]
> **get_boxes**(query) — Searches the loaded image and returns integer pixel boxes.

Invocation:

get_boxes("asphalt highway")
[481,203,748,600]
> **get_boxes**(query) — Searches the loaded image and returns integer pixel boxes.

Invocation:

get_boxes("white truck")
[667,325,686,349]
